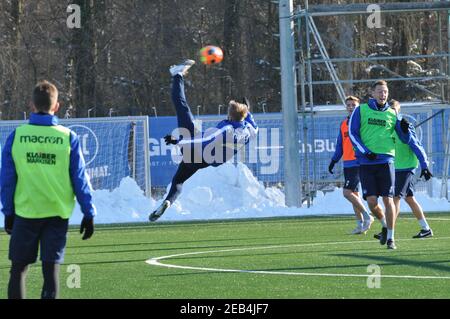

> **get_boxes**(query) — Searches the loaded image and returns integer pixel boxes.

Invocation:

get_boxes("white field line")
[146,237,450,280]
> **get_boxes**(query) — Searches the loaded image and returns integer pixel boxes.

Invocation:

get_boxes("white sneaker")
[169,59,196,77]
[361,215,375,234]
[351,225,363,235]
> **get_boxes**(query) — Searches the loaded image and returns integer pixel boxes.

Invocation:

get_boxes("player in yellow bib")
[349,80,411,249]
[1,81,96,299]
[389,100,433,238]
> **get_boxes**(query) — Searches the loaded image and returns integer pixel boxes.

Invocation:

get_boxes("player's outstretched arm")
[329,131,343,174]
[0,131,17,234]
[407,127,429,171]
[332,130,343,163]
[69,132,96,239]
[395,118,412,144]
[242,97,258,137]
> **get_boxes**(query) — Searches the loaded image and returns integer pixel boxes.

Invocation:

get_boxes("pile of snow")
[0,163,450,225]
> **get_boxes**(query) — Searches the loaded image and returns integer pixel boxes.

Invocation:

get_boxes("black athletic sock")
[8,262,29,299]
[41,262,60,299]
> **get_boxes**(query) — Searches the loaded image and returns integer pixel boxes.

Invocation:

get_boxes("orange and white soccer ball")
[199,45,224,65]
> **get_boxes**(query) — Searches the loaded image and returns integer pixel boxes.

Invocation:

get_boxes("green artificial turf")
[1,213,449,299]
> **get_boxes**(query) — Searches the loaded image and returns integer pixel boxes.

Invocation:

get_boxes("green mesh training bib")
[12,124,75,219]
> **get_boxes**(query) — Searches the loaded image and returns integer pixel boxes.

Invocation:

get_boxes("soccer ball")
[199,45,224,65]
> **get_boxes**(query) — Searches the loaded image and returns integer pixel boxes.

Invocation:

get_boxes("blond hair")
[228,100,248,122]
[345,95,360,104]
[389,99,400,112]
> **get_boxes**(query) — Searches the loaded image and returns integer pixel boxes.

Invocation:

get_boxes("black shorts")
[9,216,69,264]
[395,171,415,198]
[359,163,395,200]
[343,167,360,192]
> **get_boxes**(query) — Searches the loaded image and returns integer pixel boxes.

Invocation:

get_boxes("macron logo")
[20,135,64,145]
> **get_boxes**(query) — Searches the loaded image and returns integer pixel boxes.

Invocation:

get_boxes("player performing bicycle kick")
[149,60,258,221]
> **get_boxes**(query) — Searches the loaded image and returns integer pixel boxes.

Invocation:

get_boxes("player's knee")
[10,262,29,276]
[366,197,378,209]
[381,196,394,205]
[343,189,352,199]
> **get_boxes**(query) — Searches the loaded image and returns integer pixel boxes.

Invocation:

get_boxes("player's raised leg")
[150,60,197,222]
[170,59,196,136]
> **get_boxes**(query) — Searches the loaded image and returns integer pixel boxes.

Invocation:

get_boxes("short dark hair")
[345,95,360,104]
[371,80,388,90]
[32,80,58,112]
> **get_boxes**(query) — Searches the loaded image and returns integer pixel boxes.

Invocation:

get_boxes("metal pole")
[297,5,310,207]
[441,110,449,198]
[437,9,446,101]
[131,122,137,180]
[310,53,450,64]
[427,110,434,197]
[143,116,152,197]
[279,0,301,207]
[307,16,346,104]
[294,2,450,17]
[88,107,95,118]
[448,8,450,102]
[305,5,317,204]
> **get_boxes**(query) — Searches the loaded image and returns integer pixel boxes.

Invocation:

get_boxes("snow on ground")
[0,163,450,225]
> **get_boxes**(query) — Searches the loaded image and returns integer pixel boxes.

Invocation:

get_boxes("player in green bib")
[1,81,96,299]
[349,80,412,249]
[389,100,433,238]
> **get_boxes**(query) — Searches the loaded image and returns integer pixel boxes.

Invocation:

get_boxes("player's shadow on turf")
[65,235,297,249]
[332,253,450,273]
[166,247,381,261]
[68,258,146,266]
[68,241,313,255]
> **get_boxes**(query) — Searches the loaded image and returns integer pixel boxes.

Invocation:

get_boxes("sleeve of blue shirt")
[331,130,343,163]
[407,127,428,170]
[178,121,231,147]
[69,131,96,219]
[245,112,258,130]
[348,107,370,156]
[245,112,258,142]
[394,119,412,144]
[0,131,17,216]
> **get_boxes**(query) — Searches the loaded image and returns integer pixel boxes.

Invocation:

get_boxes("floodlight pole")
[279,0,302,207]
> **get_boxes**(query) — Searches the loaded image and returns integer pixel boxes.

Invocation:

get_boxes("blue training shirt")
[177,112,258,166]
[396,122,429,172]
[0,113,96,218]
[348,98,411,165]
